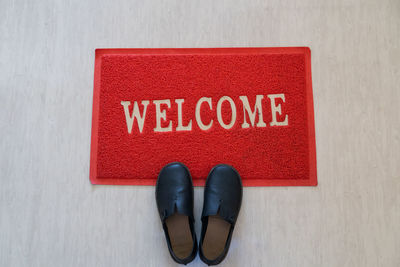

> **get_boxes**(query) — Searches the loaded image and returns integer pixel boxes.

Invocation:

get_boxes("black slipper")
[156,162,197,265]
[199,164,243,265]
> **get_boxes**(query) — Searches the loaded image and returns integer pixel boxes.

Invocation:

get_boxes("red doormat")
[90,47,317,186]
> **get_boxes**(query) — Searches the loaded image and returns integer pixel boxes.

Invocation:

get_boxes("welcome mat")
[90,47,317,186]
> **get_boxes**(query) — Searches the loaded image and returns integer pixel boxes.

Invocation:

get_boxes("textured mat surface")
[90,47,317,186]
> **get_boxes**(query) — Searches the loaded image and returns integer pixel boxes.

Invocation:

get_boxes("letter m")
[239,95,267,128]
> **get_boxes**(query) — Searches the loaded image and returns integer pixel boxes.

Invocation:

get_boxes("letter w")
[121,101,149,133]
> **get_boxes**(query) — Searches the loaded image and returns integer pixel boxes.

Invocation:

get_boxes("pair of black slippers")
[156,162,243,265]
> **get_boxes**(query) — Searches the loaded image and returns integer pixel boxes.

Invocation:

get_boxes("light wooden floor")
[1,0,399,266]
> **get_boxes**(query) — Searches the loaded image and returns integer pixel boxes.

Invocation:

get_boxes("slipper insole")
[165,214,193,259]
[202,215,231,260]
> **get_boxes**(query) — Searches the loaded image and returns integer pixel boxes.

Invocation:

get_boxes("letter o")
[216,96,237,130]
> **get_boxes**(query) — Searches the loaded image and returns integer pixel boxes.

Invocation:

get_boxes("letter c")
[195,97,213,131]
